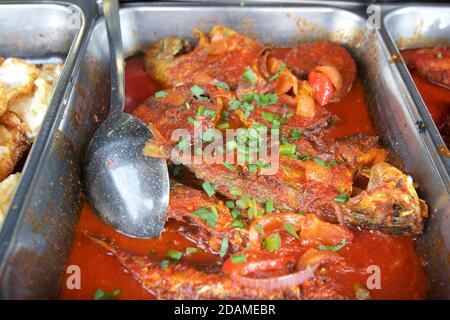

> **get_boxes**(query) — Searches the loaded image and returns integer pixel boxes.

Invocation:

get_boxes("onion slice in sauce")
[231,264,318,290]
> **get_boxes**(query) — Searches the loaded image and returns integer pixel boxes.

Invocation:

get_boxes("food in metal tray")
[68,26,428,300]
[401,47,450,147]
[0,57,62,229]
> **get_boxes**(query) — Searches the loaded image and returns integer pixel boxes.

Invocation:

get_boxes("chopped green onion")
[219,237,229,258]
[265,199,273,214]
[243,68,257,84]
[268,63,287,81]
[290,128,303,139]
[263,233,281,252]
[191,84,209,101]
[177,137,189,151]
[223,162,236,172]
[262,111,275,122]
[255,223,265,235]
[202,182,216,197]
[154,90,167,98]
[280,143,297,156]
[231,219,245,228]
[229,99,241,110]
[231,254,247,263]
[230,189,242,196]
[226,200,235,209]
[333,193,349,203]
[217,122,230,129]
[248,164,258,173]
[194,207,218,228]
[319,238,347,252]
[314,157,337,168]
[283,223,300,240]
[213,81,230,90]
[167,249,183,260]
[299,154,310,162]
[187,116,200,126]
[160,259,170,269]
[231,209,241,219]
[93,288,121,300]
[236,196,251,209]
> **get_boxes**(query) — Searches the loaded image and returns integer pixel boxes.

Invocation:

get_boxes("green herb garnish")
[333,193,349,203]
[160,259,170,269]
[283,223,300,240]
[319,238,347,252]
[93,288,121,300]
[219,237,229,258]
[231,254,247,263]
[194,207,219,228]
[154,90,167,98]
[243,68,257,84]
[202,182,216,197]
[213,81,230,90]
[167,249,183,260]
[223,162,236,172]
[263,233,281,252]
[265,199,273,214]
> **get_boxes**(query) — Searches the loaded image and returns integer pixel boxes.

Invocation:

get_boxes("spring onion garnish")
[333,193,349,203]
[231,254,247,263]
[167,249,183,260]
[263,233,281,252]
[202,182,216,197]
[283,223,300,240]
[243,68,257,84]
[219,237,229,258]
[194,207,218,228]
[93,288,121,300]
[319,238,347,252]
[154,90,167,98]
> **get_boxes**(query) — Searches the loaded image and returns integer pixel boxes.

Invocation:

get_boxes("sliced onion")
[296,91,316,118]
[232,264,318,290]
[315,65,343,91]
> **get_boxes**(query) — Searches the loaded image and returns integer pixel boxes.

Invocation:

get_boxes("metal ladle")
[83,0,169,238]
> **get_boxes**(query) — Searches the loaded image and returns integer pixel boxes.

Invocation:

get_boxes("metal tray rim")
[0,0,98,279]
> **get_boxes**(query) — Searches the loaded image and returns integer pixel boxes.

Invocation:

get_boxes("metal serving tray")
[0,0,98,299]
[382,5,450,176]
[1,2,449,299]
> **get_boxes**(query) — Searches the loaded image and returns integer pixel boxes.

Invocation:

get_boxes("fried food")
[0,111,30,181]
[0,173,20,228]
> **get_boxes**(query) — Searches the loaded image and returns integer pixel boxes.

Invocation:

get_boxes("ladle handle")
[103,0,125,114]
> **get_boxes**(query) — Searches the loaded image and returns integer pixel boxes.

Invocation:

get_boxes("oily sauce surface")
[60,55,426,300]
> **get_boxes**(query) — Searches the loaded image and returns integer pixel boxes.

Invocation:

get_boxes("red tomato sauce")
[60,54,426,300]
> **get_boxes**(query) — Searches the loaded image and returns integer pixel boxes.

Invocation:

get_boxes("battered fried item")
[0,58,39,113]
[402,46,450,89]
[0,111,30,182]
[0,173,20,228]
[9,63,63,139]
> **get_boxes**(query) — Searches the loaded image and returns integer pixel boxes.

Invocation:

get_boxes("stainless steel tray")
[1,2,449,299]
[382,5,450,180]
[121,5,450,300]
[0,0,99,299]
